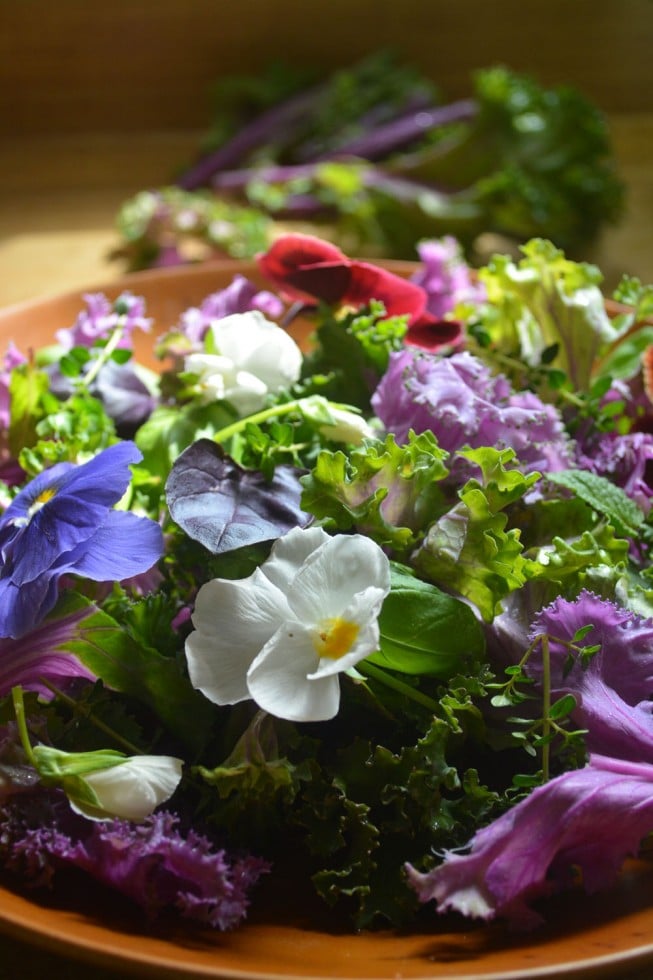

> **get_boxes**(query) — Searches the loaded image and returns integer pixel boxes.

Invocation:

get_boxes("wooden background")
[1,2,653,977]
[1,0,652,307]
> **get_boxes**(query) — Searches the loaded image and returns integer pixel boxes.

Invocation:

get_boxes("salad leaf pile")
[1,232,653,933]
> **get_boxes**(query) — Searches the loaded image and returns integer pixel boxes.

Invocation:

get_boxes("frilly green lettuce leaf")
[478,238,618,391]
[300,431,449,554]
[413,448,539,621]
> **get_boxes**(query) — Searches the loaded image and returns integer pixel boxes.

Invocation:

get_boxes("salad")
[1,232,653,933]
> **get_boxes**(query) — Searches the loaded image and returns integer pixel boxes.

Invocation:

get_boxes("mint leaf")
[547,468,645,539]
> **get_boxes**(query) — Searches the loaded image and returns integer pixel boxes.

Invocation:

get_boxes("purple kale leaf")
[407,754,653,928]
[371,349,571,476]
[527,590,653,764]
[0,789,269,930]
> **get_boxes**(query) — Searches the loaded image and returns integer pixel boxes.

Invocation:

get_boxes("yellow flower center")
[314,617,359,660]
[27,486,57,518]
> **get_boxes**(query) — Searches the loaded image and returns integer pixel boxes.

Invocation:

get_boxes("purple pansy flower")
[407,754,653,928]
[371,349,571,474]
[55,292,151,351]
[527,590,653,763]
[411,237,486,319]
[0,442,164,639]
[178,275,284,346]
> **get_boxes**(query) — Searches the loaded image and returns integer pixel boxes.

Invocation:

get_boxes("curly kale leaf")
[293,717,499,928]
[300,431,449,554]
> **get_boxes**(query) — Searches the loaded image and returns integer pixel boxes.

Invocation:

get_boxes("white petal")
[307,590,387,679]
[260,525,330,593]
[222,369,269,414]
[185,572,289,705]
[288,533,391,621]
[184,352,234,376]
[212,311,302,393]
[71,755,183,822]
[319,407,376,445]
[247,623,341,722]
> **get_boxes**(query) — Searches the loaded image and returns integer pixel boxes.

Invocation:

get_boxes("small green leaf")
[548,469,645,538]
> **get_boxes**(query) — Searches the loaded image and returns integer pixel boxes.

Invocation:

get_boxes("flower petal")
[259,525,330,593]
[287,533,391,622]
[185,570,290,705]
[247,623,341,722]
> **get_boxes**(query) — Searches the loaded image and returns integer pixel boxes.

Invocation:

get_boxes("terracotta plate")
[2,261,653,980]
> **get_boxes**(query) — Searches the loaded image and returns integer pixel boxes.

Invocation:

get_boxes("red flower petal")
[256,233,350,304]
[346,262,427,324]
[405,316,464,352]
[257,233,432,328]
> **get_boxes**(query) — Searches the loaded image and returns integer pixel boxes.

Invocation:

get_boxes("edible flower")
[185,525,391,722]
[0,442,164,639]
[184,309,302,415]
[55,291,151,351]
[257,232,462,350]
[11,686,182,822]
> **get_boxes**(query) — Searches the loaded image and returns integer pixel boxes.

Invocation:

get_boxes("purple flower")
[47,358,157,431]
[56,292,151,351]
[0,442,164,639]
[371,350,571,473]
[0,790,269,929]
[1,342,26,431]
[527,591,653,763]
[0,604,96,699]
[407,754,653,928]
[178,275,284,346]
[411,237,485,319]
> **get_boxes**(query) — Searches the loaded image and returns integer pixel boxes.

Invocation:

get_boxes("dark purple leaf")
[165,438,311,554]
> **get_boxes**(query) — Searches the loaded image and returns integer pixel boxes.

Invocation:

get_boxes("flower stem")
[540,634,551,783]
[82,321,126,388]
[11,686,38,768]
[356,660,441,714]
[40,679,145,755]
[212,399,308,444]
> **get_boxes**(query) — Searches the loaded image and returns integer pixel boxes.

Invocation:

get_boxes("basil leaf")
[166,437,310,554]
[370,563,485,677]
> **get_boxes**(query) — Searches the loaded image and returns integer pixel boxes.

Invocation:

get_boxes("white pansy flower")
[185,526,391,722]
[185,310,302,415]
[66,754,184,822]
[317,406,376,445]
